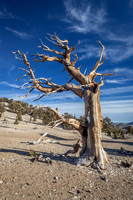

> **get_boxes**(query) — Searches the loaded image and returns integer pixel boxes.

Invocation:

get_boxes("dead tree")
[13,33,116,169]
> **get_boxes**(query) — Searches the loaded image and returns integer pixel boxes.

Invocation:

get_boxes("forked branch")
[92,41,106,73]
[13,50,84,99]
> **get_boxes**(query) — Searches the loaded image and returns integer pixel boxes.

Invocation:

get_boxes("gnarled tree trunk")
[77,88,108,169]
[13,33,116,170]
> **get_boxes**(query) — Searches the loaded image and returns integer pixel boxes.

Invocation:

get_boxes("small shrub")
[14,118,19,125]
[113,128,120,139]
[17,110,22,121]
[127,126,133,134]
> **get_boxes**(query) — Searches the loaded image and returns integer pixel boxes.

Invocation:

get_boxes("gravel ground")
[0,111,133,200]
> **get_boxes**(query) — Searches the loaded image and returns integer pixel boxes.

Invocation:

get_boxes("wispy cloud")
[107,32,133,45]
[129,0,133,8]
[101,85,133,95]
[5,27,33,39]
[105,44,133,63]
[76,41,133,63]
[101,100,133,114]
[63,1,133,63]
[105,80,122,84]
[0,8,17,19]
[0,81,19,88]
[76,43,101,61]
[63,0,106,34]
[9,65,16,72]
[104,67,133,84]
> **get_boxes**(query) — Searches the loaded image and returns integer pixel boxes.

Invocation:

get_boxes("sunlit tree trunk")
[77,88,108,169]
[14,33,116,170]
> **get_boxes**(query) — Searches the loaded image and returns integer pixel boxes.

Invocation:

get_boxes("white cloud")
[36,101,84,117]
[5,27,33,39]
[101,85,133,95]
[0,81,19,88]
[104,67,133,84]
[129,0,133,8]
[76,44,101,61]
[114,67,133,74]
[104,44,133,62]
[107,32,133,45]
[76,40,133,63]
[63,1,133,63]
[63,0,107,34]
[0,8,17,19]
[105,80,121,84]
[103,31,133,62]
[9,65,16,72]
[101,100,133,114]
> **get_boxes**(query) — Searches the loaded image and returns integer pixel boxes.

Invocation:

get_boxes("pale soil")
[0,111,133,200]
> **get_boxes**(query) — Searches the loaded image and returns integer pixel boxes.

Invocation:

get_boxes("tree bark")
[77,88,108,169]
[14,34,116,170]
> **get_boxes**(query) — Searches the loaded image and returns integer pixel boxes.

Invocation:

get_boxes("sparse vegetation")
[0,102,6,118]
[127,126,133,134]
[14,117,19,124]
[103,117,114,136]
[0,97,132,138]
[103,117,127,139]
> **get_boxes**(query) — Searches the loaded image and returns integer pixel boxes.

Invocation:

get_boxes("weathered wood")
[14,34,116,169]
[33,132,48,144]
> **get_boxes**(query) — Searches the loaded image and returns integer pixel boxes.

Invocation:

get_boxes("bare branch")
[69,41,80,53]
[18,67,30,73]
[38,39,65,55]
[18,81,30,89]
[35,106,82,130]
[17,73,29,81]
[71,54,78,66]
[67,77,74,83]
[19,88,34,100]
[32,34,87,85]
[33,53,63,63]
[46,33,68,48]
[92,41,105,72]
[47,119,63,127]
[96,71,117,77]
[98,77,104,87]
[52,121,63,129]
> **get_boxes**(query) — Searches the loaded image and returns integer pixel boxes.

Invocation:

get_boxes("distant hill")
[128,122,133,126]
[114,122,133,129]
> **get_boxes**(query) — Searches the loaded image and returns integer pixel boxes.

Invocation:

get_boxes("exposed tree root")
[75,149,108,170]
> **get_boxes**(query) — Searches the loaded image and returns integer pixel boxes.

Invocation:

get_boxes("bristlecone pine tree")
[13,33,116,169]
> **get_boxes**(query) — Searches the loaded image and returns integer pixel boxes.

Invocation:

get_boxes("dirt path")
[0,112,133,200]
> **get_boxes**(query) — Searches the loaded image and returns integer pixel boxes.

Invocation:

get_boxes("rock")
[77,190,81,194]
[0,179,3,184]
[45,157,52,165]
[71,196,79,200]
[100,176,108,182]
[85,189,91,193]
[54,176,58,180]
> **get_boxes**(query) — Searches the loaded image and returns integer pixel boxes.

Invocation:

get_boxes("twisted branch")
[35,106,83,131]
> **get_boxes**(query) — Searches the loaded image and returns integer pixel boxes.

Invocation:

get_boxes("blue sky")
[0,0,133,122]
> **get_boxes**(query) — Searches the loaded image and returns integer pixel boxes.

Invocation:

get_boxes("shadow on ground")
[102,139,133,146]
[0,147,77,165]
[45,134,77,141]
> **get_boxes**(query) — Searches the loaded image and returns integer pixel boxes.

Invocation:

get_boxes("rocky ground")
[0,111,133,200]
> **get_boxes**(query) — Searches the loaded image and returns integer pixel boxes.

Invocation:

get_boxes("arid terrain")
[0,111,133,200]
